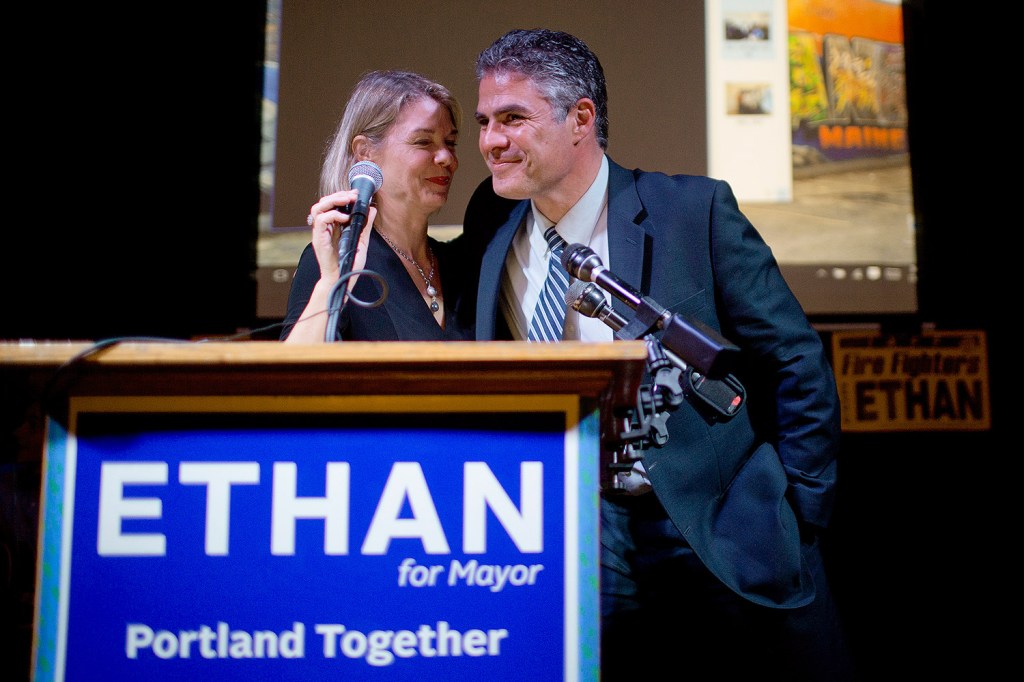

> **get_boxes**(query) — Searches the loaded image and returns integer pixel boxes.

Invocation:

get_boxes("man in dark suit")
[463,29,854,680]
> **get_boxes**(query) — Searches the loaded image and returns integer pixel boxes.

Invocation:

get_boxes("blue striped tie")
[527,227,571,342]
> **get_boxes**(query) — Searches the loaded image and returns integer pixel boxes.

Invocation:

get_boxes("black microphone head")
[562,243,601,281]
[564,279,624,331]
[564,280,602,318]
[347,161,384,192]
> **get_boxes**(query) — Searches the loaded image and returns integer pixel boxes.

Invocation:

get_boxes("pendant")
[427,285,437,297]
[430,300,439,312]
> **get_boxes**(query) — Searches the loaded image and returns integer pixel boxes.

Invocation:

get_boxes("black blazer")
[463,157,841,608]
[281,228,474,341]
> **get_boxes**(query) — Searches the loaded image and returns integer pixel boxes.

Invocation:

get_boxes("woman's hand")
[284,192,379,344]
[305,190,379,280]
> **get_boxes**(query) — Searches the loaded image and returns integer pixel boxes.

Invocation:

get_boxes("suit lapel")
[477,200,530,339]
[606,160,649,320]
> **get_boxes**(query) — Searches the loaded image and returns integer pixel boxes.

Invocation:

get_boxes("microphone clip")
[613,334,746,455]
[613,297,665,342]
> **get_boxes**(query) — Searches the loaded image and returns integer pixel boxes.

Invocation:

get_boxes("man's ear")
[571,98,597,144]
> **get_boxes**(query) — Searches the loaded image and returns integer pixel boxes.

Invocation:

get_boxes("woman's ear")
[351,135,371,160]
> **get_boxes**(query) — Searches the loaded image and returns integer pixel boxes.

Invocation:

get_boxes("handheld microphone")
[347,161,384,230]
[562,243,739,377]
[338,161,384,273]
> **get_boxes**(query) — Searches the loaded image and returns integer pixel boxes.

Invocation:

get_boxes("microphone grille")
[347,161,384,191]
[565,279,587,307]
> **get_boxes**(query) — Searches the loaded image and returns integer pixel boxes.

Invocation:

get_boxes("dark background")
[3,2,1006,679]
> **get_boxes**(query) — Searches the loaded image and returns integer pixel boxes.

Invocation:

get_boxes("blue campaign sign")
[33,395,600,681]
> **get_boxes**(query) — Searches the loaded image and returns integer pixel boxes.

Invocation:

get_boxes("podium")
[2,340,647,682]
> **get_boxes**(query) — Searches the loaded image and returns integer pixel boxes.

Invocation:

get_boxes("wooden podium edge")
[1,340,648,404]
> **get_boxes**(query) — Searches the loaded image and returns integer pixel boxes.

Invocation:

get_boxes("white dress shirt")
[500,156,613,342]
[499,156,651,494]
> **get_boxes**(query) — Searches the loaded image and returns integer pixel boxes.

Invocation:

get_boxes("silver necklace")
[376,228,439,312]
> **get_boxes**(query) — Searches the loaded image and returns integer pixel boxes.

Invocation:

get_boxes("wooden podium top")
[1,340,648,408]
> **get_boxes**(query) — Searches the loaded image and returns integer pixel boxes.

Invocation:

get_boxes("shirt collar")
[529,155,609,247]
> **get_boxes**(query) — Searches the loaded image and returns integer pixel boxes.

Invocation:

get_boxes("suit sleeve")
[707,179,841,531]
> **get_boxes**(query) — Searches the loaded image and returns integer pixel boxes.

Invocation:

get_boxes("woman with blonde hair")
[281,70,472,342]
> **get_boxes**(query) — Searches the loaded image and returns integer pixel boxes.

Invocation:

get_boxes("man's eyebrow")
[475,103,527,120]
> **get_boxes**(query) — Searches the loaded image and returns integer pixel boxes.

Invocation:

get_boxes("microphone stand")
[605,333,745,492]
[564,279,746,490]
[602,334,678,490]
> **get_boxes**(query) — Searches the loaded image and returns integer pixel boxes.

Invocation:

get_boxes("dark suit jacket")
[462,157,841,608]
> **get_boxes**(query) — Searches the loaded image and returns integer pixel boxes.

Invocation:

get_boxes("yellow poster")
[831,330,990,432]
